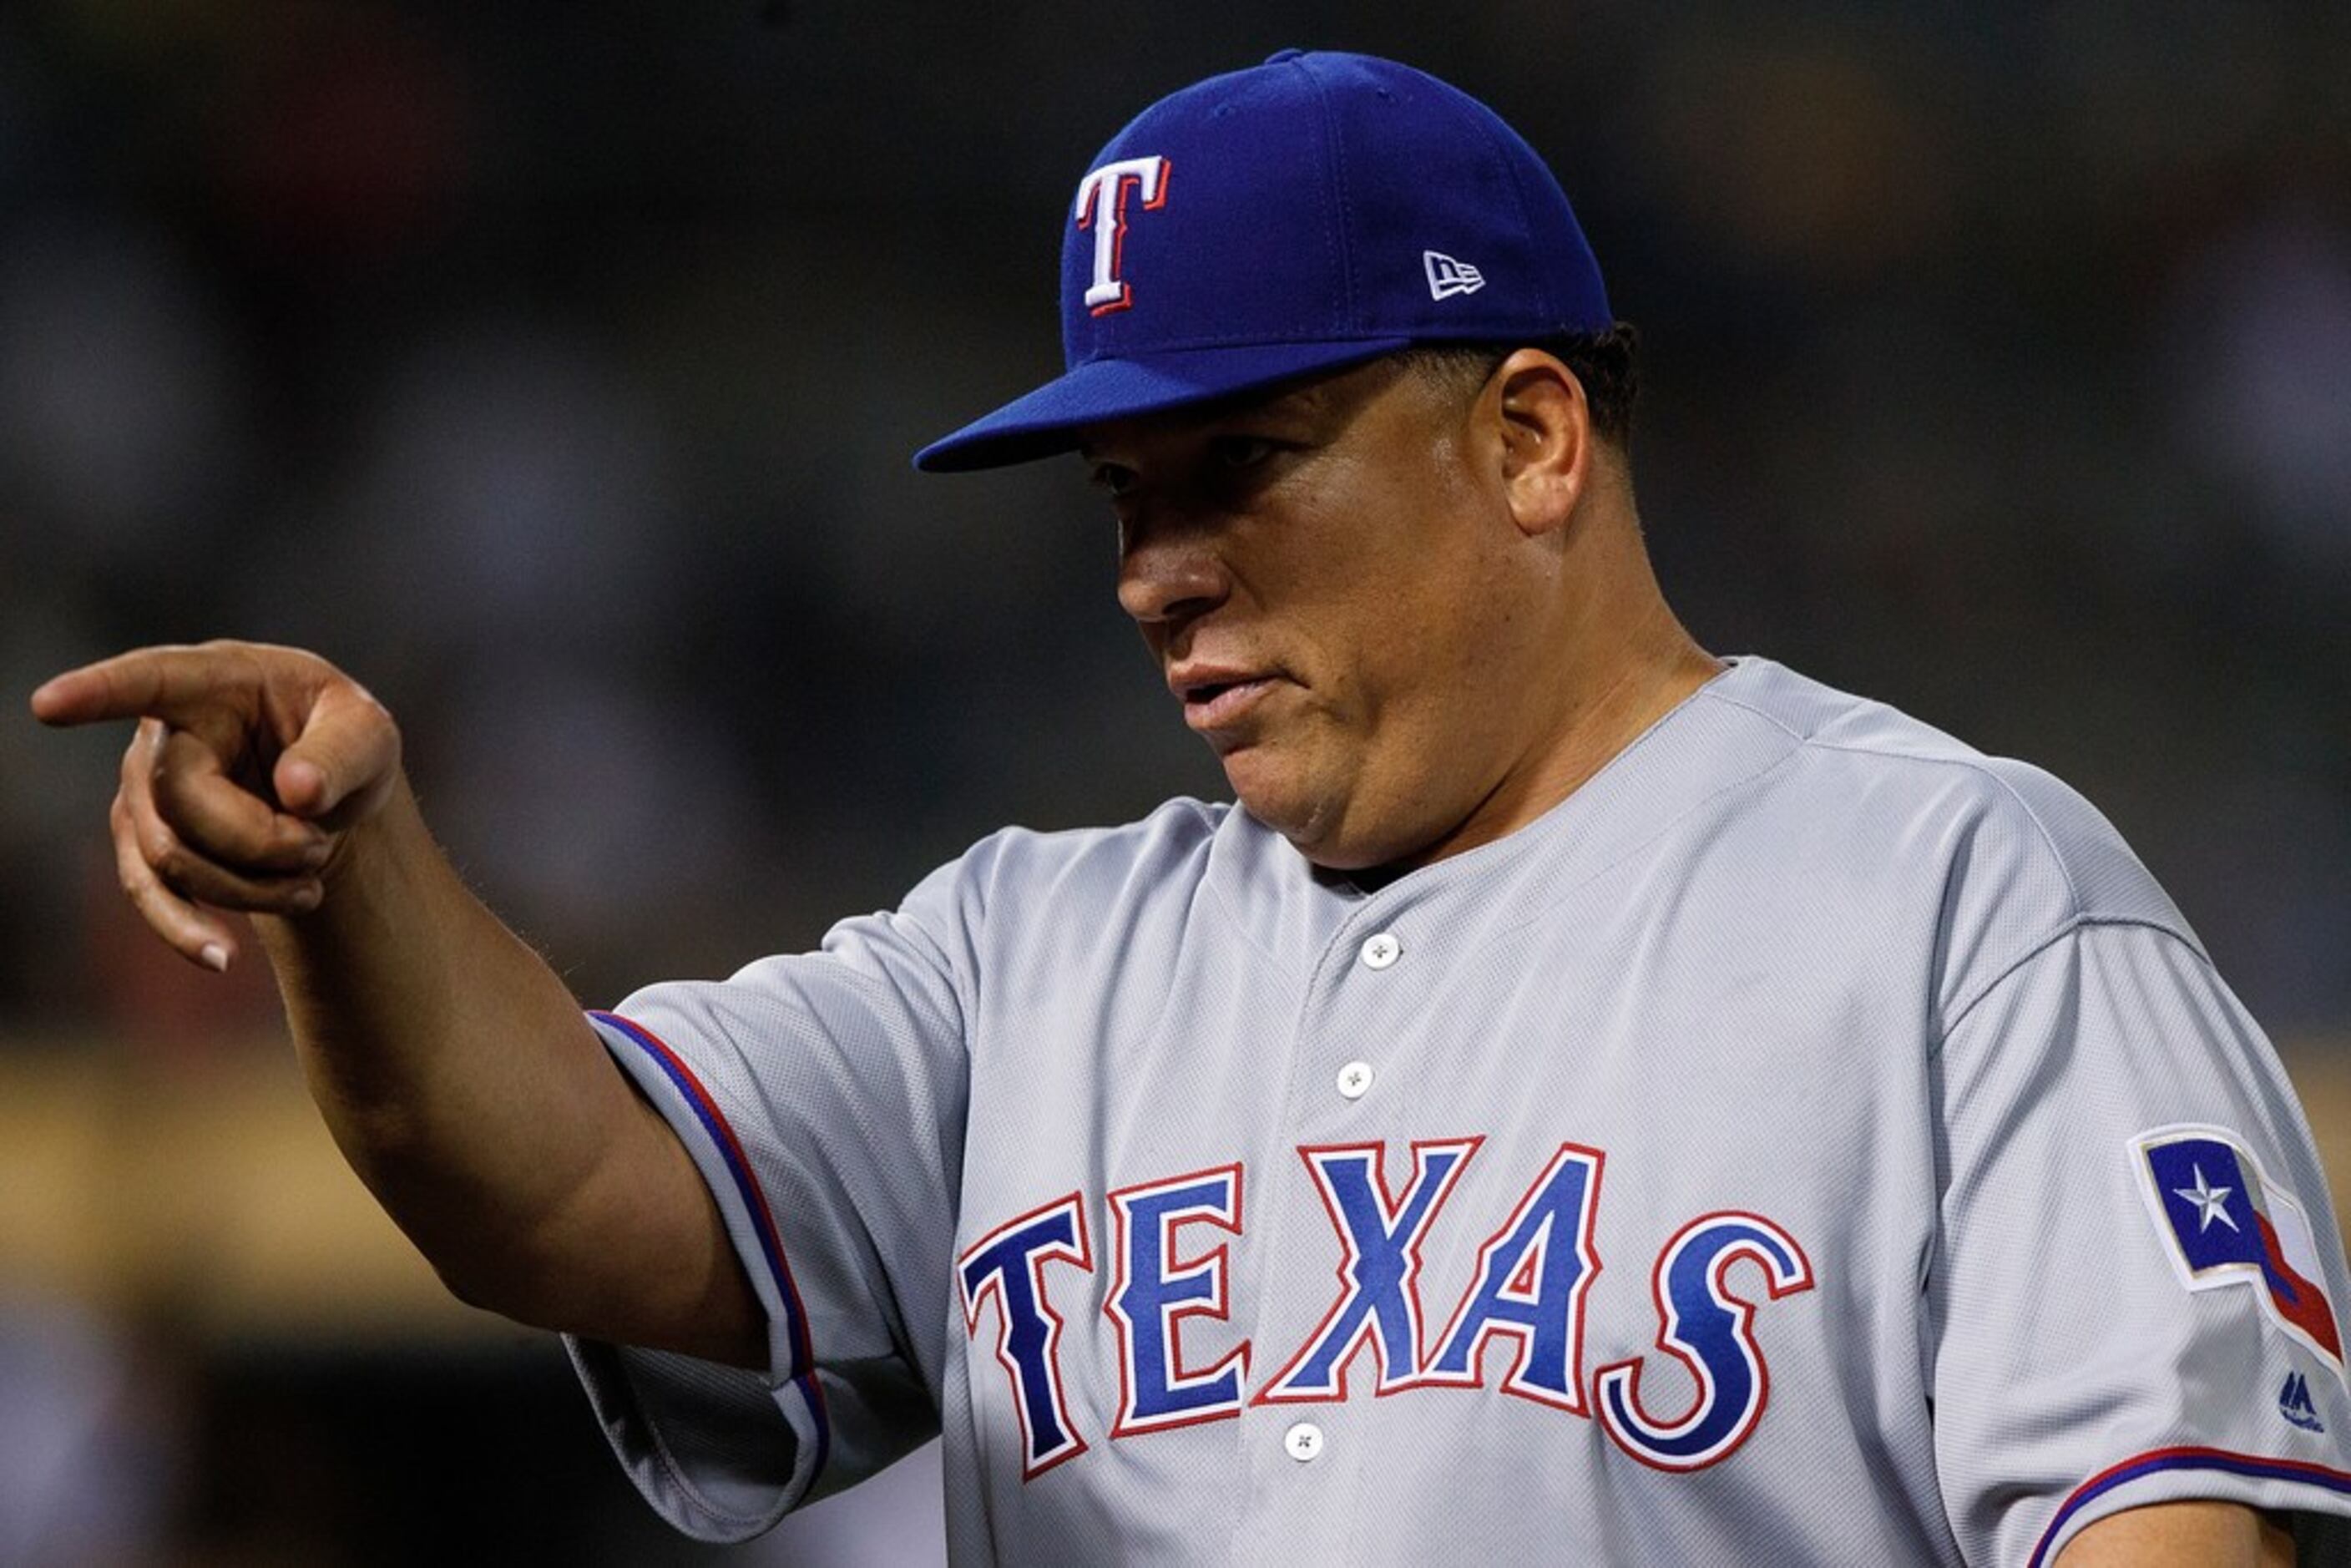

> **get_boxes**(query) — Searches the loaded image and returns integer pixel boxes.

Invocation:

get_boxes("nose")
[1115,512,1231,627]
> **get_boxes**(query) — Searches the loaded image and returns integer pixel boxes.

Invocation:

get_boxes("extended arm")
[33,642,761,1368]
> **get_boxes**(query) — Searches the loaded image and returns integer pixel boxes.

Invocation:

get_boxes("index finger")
[30,645,262,730]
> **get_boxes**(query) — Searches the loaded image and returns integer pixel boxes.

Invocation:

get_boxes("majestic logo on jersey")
[959,1139,1814,1481]
[1074,154,1170,315]
[2279,1370,2327,1433]
[2133,1125,2343,1368]
[1423,250,1486,300]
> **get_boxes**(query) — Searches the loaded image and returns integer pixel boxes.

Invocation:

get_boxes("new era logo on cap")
[1423,251,1485,301]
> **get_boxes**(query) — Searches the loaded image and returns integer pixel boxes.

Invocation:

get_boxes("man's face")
[1083,356,1560,871]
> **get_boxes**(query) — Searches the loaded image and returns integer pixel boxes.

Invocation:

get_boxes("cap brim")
[912,337,1418,473]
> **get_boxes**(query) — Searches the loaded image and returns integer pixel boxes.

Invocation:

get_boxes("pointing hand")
[32,641,403,972]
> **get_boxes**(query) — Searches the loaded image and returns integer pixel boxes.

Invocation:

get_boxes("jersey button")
[1336,1061,1375,1100]
[1358,932,1401,969]
[1283,1421,1324,1462]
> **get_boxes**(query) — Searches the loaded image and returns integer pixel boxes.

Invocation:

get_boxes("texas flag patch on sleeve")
[2133,1125,2343,1369]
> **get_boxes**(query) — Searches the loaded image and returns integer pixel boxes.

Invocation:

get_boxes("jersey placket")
[1227,887,1437,1558]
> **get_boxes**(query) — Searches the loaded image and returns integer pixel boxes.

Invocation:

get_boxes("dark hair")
[1399,321,1641,448]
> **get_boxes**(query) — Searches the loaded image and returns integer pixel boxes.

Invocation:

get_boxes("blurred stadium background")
[3,1,2346,1561]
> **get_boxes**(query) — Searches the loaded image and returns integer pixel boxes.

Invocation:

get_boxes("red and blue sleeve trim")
[590,1009,832,1475]
[2027,1446,2351,1565]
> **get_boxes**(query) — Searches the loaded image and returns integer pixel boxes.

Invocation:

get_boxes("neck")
[1393,509,1722,875]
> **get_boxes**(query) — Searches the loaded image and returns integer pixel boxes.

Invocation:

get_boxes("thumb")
[273,680,402,827]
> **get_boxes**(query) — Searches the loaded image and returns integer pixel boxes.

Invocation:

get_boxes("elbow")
[427,1255,503,1316]
[424,1249,584,1338]
[419,1232,578,1328]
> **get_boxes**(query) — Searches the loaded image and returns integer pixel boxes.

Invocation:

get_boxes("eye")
[1210,435,1280,469]
[1089,461,1138,498]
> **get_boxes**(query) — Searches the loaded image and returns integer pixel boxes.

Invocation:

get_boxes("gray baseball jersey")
[566,656,2351,1563]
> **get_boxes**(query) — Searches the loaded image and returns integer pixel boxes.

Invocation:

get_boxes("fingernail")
[199,943,230,973]
[292,883,323,912]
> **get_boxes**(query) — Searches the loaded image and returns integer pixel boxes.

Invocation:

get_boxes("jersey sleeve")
[563,854,978,1544]
[1929,917,2351,1565]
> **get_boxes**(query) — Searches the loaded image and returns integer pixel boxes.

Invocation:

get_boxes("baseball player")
[31,49,2351,1565]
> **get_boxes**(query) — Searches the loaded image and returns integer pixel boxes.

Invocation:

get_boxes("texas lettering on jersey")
[956,1138,1815,1479]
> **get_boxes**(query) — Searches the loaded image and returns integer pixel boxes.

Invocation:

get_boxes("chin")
[1223,753,1386,869]
[1223,749,1332,847]
[1224,746,1462,872]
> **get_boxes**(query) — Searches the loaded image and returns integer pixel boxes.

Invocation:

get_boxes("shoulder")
[791,798,1236,1008]
[1701,659,2202,1012]
[953,796,1230,893]
[901,796,1234,930]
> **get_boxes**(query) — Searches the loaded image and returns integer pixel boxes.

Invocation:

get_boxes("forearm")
[258,778,759,1363]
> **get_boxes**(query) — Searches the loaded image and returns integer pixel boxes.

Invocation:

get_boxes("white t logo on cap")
[1075,155,1171,315]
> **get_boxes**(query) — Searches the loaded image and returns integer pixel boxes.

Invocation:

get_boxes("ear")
[1489,348,1591,539]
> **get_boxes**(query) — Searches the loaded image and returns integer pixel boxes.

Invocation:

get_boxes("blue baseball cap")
[913,49,1612,473]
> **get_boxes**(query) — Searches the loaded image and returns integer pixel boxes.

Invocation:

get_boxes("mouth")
[1176,674,1280,733]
